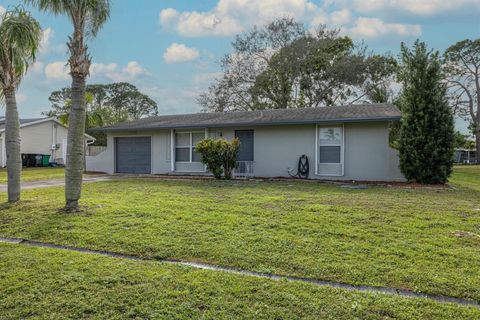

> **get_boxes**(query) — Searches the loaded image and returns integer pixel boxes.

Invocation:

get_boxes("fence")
[234,161,255,178]
[86,145,107,156]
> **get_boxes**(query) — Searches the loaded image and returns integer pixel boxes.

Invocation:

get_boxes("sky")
[1,0,479,131]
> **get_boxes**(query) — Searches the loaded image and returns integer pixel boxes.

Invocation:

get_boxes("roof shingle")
[97,103,401,131]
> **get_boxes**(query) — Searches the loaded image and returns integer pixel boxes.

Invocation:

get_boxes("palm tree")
[25,0,110,211]
[0,7,42,202]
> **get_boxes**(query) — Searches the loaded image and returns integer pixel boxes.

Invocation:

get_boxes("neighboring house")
[455,148,477,164]
[0,117,95,167]
[87,103,405,181]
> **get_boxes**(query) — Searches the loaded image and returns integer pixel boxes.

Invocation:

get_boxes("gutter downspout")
[51,123,57,161]
[170,129,175,172]
[314,124,318,175]
[204,128,208,172]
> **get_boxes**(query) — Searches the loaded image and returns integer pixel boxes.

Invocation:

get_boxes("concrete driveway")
[0,175,117,193]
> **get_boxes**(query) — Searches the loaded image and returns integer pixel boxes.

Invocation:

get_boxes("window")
[318,127,342,164]
[317,126,344,176]
[175,132,204,162]
[320,146,341,163]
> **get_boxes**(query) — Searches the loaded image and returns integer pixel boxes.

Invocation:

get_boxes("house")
[455,148,478,164]
[0,117,95,167]
[87,103,405,181]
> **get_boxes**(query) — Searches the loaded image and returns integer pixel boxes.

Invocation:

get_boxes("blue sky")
[1,0,479,131]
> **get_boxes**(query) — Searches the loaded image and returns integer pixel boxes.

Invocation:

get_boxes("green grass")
[451,165,480,193]
[1,242,478,319]
[0,167,65,183]
[1,166,479,303]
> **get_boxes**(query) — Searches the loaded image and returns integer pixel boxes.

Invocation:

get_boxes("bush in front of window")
[196,138,240,179]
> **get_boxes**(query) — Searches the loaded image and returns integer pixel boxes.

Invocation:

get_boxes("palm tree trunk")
[64,75,87,211]
[4,88,21,202]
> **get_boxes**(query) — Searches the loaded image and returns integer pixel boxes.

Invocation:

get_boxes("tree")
[25,0,111,211]
[198,18,396,112]
[0,7,42,202]
[103,82,158,122]
[398,41,455,184]
[43,82,158,145]
[444,39,480,161]
[454,131,476,150]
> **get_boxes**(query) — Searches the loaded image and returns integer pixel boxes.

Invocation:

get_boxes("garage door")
[115,137,151,174]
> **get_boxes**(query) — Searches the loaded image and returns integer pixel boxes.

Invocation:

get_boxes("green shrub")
[196,138,240,179]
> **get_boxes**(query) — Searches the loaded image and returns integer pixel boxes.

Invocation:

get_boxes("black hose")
[288,155,309,179]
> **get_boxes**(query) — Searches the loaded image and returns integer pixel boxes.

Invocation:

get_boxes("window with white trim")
[319,127,342,163]
[175,132,203,162]
[317,126,344,176]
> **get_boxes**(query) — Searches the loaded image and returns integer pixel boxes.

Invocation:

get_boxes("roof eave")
[94,116,401,132]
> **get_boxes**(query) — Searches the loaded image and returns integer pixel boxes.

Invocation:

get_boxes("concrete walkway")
[0,175,117,193]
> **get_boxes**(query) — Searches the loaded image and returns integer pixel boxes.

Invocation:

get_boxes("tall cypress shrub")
[398,41,455,184]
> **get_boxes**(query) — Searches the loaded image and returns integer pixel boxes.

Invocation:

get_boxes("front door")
[235,130,254,161]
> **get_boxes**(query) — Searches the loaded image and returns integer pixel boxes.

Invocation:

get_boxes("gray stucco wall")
[86,121,405,181]
[343,122,401,181]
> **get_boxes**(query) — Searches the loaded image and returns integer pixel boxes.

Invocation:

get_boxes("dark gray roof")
[97,103,401,132]
[0,118,45,131]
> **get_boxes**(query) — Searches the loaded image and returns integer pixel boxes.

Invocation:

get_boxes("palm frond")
[0,6,42,89]
[24,0,110,38]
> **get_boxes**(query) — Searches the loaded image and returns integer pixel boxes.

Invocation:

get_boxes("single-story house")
[87,103,405,181]
[0,117,95,167]
[454,148,478,164]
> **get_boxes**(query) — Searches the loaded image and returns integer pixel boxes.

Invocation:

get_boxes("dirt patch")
[452,230,480,239]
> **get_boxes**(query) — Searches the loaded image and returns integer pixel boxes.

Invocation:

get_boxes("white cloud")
[122,61,149,78]
[0,6,5,16]
[90,62,118,77]
[336,0,480,16]
[348,17,421,39]
[31,61,44,74]
[163,43,200,63]
[329,9,351,25]
[159,0,320,37]
[160,9,242,37]
[159,0,476,41]
[37,27,68,55]
[44,61,69,80]
[39,27,53,53]
[91,61,149,82]
[159,8,179,25]
[311,8,351,27]
[44,61,148,82]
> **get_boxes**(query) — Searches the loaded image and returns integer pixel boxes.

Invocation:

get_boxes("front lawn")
[0,167,65,183]
[1,166,479,303]
[451,165,480,192]
[1,242,478,319]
